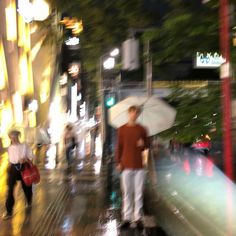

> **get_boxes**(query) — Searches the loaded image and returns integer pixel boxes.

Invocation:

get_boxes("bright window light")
[70,83,78,122]
[6,3,17,41]
[0,39,7,90]
[19,53,29,95]
[28,99,38,112]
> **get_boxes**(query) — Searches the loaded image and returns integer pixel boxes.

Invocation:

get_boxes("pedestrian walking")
[90,122,99,158]
[35,125,50,166]
[2,130,35,220]
[63,124,77,168]
[115,105,149,230]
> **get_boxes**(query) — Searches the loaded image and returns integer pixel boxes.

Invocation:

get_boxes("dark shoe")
[134,220,144,230]
[119,220,130,229]
[2,212,13,220]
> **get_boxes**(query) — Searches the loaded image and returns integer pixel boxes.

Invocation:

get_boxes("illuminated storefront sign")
[68,62,81,77]
[70,83,78,122]
[65,37,80,46]
[60,17,83,35]
[195,52,226,68]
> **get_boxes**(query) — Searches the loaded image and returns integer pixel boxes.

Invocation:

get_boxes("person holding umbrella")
[116,105,149,230]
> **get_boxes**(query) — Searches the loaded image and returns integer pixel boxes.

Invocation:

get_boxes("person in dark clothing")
[63,124,77,167]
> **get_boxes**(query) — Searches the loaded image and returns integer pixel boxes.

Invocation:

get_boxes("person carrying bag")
[21,160,40,186]
[2,130,36,220]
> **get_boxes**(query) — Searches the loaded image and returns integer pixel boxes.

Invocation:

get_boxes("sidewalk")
[0,155,106,236]
[0,152,166,236]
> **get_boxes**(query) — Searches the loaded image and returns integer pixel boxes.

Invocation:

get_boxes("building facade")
[0,0,57,148]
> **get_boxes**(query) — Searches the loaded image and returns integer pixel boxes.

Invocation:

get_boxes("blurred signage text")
[195,52,226,68]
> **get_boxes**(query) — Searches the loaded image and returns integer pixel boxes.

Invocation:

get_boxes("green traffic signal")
[105,96,115,107]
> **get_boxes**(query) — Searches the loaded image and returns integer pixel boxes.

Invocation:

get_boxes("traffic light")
[105,95,115,108]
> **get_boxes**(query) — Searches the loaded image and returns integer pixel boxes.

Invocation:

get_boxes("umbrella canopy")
[108,96,176,136]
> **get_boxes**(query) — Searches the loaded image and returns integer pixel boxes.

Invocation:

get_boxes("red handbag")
[21,161,40,186]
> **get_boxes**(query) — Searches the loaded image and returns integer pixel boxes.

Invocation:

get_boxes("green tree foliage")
[46,0,156,111]
[143,0,236,70]
[141,0,235,142]
[45,0,235,134]
[143,0,220,65]
[49,0,153,71]
[160,83,222,143]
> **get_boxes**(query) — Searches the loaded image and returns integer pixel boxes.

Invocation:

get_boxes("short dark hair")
[128,105,140,113]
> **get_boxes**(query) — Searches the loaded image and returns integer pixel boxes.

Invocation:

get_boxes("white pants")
[121,169,146,221]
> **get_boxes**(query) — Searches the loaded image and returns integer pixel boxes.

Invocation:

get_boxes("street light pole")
[99,55,105,152]
[145,40,152,97]
[99,49,120,156]
[219,0,233,179]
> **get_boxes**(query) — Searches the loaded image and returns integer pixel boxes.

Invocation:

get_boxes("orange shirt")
[115,123,149,169]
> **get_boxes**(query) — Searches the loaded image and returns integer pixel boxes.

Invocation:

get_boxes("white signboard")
[122,38,139,71]
[195,52,226,68]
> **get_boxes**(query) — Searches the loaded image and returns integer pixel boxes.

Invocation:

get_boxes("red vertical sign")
[220,0,233,179]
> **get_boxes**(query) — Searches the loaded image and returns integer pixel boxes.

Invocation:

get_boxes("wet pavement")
[149,148,236,236]
[3,142,236,236]
[0,151,166,236]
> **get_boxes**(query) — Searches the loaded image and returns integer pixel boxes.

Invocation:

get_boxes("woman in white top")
[2,130,34,220]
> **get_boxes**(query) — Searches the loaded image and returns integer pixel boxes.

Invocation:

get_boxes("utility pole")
[220,0,233,179]
[145,40,152,97]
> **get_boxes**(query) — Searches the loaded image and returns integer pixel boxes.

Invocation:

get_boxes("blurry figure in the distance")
[90,122,99,158]
[35,125,50,166]
[63,124,77,168]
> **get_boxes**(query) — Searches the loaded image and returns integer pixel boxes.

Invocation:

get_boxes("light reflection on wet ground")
[0,150,164,236]
[151,148,236,235]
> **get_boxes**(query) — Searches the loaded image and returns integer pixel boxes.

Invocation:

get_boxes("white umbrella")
[108,96,176,136]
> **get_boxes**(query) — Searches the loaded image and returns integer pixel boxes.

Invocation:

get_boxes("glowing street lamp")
[110,48,119,57]
[32,0,50,21]
[103,57,115,70]
[17,0,50,23]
